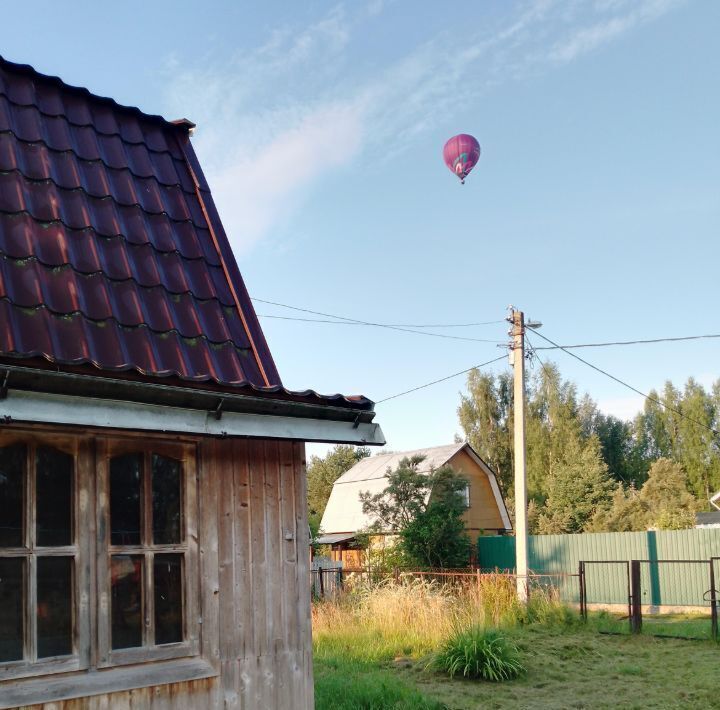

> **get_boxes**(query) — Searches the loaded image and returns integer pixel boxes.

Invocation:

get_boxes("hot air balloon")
[443,134,481,184]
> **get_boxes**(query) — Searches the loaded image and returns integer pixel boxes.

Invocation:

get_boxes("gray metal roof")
[320,442,511,534]
[696,511,720,527]
[314,533,358,545]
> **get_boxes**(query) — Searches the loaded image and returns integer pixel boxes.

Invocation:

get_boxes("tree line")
[458,363,718,533]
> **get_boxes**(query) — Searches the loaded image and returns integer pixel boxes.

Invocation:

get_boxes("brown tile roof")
[0,56,372,410]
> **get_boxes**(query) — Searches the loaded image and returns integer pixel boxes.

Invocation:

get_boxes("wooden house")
[0,56,384,709]
[317,443,511,567]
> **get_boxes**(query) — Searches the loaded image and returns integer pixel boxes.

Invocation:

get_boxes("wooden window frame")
[96,438,199,668]
[0,434,91,681]
[0,430,200,683]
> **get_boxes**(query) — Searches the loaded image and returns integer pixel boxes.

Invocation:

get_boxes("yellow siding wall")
[445,450,505,533]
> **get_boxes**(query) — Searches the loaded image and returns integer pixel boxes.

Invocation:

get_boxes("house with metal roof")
[318,443,511,567]
[695,512,720,529]
[0,55,384,710]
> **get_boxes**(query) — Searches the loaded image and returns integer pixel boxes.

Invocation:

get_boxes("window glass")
[36,448,73,547]
[111,555,143,649]
[37,556,73,658]
[110,454,142,546]
[0,444,25,547]
[0,557,24,661]
[152,455,182,545]
[154,554,183,644]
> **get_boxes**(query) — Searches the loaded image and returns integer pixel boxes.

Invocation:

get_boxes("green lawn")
[314,623,719,709]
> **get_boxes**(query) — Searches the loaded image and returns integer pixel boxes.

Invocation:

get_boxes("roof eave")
[0,388,386,446]
[0,364,378,425]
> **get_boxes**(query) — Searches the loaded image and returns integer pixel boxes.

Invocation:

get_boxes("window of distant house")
[0,434,198,681]
[461,482,471,508]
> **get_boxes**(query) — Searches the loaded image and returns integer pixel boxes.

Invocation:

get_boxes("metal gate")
[579,558,719,640]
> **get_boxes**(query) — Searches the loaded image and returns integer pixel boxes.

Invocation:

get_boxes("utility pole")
[508,308,529,602]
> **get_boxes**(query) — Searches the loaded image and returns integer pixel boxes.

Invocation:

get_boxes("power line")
[528,328,720,437]
[534,333,720,350]
[256,313,504,328]
[525,333,630,483]
[251,298,503,344]
[376,355,507,404]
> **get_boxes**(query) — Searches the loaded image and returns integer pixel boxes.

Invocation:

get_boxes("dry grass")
[312,574,569,664]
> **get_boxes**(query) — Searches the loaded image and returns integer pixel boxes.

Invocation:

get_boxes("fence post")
[476,567,481,591]
[578,561,586,621]
[630,560,642,634]
[319,568,325,599]
[710,559,718,642]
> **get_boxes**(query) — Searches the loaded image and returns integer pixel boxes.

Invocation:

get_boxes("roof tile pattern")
[0,56,278,388]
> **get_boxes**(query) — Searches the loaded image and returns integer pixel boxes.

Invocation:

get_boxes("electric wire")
[251,298,503,343]
[525,332,630,483]
[375,355,507,404]
[256,313,504,328]
[534,333,720,350]
[528,328,720,437]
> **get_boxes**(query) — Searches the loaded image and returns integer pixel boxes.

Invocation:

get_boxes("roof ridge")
[0,129,196,192]
[0,56,188,130]
[0,299,248,347]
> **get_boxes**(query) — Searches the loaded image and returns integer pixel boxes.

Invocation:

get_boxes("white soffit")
[0,390,386,446]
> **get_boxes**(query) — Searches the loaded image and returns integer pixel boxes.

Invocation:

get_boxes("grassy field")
[312,579,719,709]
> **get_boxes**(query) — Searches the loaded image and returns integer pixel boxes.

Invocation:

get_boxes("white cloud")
[162,0,684,255]
[549,0,684,63]
[206,102,363,252]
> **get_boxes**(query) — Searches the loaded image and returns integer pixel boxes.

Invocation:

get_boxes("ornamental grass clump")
[433,626,525,682]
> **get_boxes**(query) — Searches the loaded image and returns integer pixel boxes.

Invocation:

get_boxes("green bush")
[433,626,525,681]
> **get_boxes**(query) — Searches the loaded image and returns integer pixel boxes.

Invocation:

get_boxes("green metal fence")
[478,528,720,606]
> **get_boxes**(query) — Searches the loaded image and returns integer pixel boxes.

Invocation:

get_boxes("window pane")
[37,557,73,657]
[0,444,25,547]
[152,455,182,545]
[0,558,23,661]
[154,554,183,645]
[110,454,142,546]
[111,555,143,649]
[36,448,73,547]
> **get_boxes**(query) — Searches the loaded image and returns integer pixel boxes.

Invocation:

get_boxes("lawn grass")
[312,580,719,709]
[314,656,445,710]
[315,624,719,709]
[588,609,716,639]
[402,625,719,709]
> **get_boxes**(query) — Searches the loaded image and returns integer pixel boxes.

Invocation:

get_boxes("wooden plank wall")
[19,679,219,710]
[13,437,312,710]
[199,438,313,710]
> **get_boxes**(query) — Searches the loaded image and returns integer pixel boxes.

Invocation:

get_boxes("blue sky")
[5,1,719,456]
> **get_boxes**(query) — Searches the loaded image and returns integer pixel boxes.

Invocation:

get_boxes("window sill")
[0,657,218,709]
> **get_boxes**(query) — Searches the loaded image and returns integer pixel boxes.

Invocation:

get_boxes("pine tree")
[535,437,615,534]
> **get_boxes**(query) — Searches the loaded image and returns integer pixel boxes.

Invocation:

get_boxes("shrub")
[433,626,525,681]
